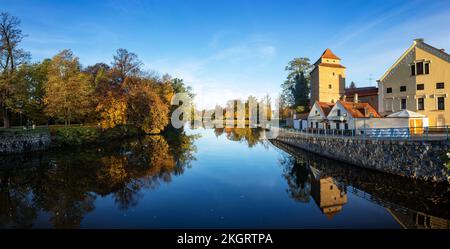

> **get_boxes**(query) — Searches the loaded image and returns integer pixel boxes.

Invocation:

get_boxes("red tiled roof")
[338,101,380,118]
[321,48,341,60]
[317,101,335,116]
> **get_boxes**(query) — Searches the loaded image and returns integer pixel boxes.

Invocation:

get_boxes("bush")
[52,125,139,147]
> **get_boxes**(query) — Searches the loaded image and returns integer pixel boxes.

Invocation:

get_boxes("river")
[0,127,449,228]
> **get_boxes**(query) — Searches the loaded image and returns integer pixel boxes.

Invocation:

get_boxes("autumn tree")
[0,12,30,128]
[111,48,142,85]
[44,50,94,126]
[127,83,169,134]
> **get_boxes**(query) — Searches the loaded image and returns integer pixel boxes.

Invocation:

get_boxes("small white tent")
[387,110,429,134]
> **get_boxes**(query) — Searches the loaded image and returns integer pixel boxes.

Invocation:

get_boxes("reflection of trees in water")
[279,155,311,203]
[0,128,198,228]
[214,128,268,148]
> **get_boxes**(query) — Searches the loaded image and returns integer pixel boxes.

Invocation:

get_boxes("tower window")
[386,87,392,93]
[328,84,332,89]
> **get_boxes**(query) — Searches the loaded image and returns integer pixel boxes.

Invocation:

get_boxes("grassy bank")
[50,125,140,147]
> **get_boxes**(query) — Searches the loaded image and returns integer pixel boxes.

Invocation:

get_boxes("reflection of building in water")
[387,209,450,229]
[310,167,348,219]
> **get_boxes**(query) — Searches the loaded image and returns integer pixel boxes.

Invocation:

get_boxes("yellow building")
[310,48,346,104]
[378,39,450,126]
[310,166,347,219]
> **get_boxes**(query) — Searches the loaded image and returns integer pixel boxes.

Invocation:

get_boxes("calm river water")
[1,127,449,228]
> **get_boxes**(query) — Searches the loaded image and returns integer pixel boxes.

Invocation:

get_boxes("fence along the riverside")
[280,125,450,141]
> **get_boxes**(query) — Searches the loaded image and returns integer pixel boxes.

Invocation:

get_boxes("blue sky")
[2,0,450,108]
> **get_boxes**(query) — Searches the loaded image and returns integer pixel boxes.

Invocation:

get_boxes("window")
[418,98,424,110]
[436,82,444,89]
[411,62,429,76]
[401,98,407,110]
[438,97,445,110]
[416,62,424,75]
[417,84,424,90]
[336,123,340,130]
[337,109,341,116]
[386,87,392,93]
[330,185,333,190]
[425,63,430,74]
[311,122,313,128]
[344,123,349,130]
[411,64,416,76]
[328,84,332,89]
[315,122,318,128]
[400,86,406,92]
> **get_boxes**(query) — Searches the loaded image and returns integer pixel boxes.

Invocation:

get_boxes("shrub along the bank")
[51,125,139,147]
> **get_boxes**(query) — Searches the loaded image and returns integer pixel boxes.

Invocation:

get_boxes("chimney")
[414,38,424,44]
[354,93,358,103]
[440,48,446,52]
[342,95,346,102]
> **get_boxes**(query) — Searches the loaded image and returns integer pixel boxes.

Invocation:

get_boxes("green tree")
[44,50,94,126]
[0,12,30,128]
[349,81,356,89]
[292,72,309,112]
[281,57,312,110]
[13,60,50,124]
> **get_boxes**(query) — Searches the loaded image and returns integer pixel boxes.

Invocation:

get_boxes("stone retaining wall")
[273,130,450,183]
[0,131,51,155]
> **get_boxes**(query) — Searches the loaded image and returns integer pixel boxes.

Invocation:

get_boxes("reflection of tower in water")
[310,166,348,219]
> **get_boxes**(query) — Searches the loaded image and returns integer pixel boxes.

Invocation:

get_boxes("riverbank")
[0,125,140,155]
[0,128,51,154]
[272,128,450,183]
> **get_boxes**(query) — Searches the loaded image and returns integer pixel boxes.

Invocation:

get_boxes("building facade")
[378,39,450,126]
[344,87,379,112]
[310,48,346,104]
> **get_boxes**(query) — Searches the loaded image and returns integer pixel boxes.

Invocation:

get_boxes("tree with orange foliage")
[127,83,169,134]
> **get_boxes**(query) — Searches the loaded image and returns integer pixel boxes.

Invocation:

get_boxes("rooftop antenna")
[366,74,374,86]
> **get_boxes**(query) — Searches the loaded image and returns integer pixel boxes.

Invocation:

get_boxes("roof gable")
[308,101,335,119]
[379,39,450,83]
[335,101,380,118]
[321,48,341,60]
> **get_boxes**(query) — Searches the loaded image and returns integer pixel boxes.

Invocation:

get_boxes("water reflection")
[0,128,198,228]
[214,127,267,148]
[272,139,450,228]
